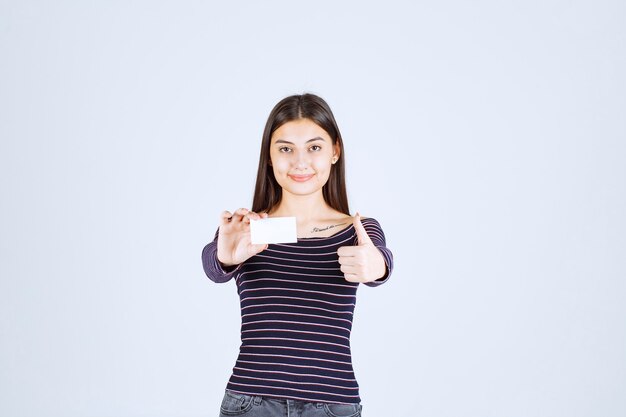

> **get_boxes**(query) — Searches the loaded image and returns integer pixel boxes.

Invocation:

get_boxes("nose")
[293,151,310,170]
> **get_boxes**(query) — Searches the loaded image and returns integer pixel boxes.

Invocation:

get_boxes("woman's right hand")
[216,208,269,267]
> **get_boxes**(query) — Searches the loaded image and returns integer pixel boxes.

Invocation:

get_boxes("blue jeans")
[218,389,363,417]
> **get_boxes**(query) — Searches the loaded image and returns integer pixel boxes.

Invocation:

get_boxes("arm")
[201,227,243,283]
[361,218,394,287]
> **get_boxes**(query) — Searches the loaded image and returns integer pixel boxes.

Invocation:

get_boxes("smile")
[289,174,314,182]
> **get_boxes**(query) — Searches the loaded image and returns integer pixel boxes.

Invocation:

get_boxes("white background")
[1,1,624,416]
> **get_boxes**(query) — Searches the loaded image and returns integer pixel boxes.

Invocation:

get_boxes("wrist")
[219,259,235,268]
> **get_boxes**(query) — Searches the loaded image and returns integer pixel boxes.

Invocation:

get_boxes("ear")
[333,142,340,160]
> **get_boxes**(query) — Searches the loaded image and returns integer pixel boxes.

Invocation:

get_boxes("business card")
[250,216,298,244]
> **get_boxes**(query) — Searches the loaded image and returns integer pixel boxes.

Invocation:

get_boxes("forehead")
[271,119,331,144]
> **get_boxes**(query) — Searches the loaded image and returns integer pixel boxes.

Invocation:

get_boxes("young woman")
[201,93,394,417]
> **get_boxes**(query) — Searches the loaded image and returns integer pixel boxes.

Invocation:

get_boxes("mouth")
[289,174,314,182]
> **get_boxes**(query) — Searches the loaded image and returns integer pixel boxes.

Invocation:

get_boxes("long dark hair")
[251,93,349,215]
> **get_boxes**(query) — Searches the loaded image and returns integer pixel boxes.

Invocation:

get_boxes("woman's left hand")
[337,212,387,283]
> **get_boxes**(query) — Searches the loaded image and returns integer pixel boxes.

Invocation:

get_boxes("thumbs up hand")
[337,212,387,283]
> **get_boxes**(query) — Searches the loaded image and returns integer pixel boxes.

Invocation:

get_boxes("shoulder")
[355,215,385,231]
[356,215,377,224]
[354,215,388,244]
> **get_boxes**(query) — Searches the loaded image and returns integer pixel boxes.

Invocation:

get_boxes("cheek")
[312,155,332,170]
[271,157,290,172]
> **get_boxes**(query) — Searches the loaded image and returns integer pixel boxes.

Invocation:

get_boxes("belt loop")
[253,395,262,405]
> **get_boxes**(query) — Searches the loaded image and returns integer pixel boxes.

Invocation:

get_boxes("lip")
[289,174,314,182]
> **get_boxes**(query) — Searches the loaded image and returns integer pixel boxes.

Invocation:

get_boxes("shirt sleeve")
[360,217,394,287]
[201,227,244,283]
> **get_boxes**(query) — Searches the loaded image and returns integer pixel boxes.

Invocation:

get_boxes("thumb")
[354,212,372,246]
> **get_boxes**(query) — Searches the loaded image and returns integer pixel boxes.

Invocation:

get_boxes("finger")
[339,264,358,274]
[337,245,359,258]
[251,242,268,253]
[232,207,250,222]
[353,212,372,246]
[220,210,233,226]
[338,255,359,268]
[343,273,359,282]
[244,211,263,224]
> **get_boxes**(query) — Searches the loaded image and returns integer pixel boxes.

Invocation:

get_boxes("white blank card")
[250,216,298,244]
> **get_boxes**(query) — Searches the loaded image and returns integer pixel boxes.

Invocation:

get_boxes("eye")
[310,145,322,151]
[278,147,292,153]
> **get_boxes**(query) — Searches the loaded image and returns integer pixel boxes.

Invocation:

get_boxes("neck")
[269,191,330,223]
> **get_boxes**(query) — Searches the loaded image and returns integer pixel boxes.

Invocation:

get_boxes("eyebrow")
[273,136,326,145]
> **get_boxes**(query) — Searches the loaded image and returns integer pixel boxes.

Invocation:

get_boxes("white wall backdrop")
[1,1,624,416]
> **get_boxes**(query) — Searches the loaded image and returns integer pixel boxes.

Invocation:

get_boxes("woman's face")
[269,118,340,197]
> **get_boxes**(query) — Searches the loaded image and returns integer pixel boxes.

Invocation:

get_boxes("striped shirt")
[201,217,394,404]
